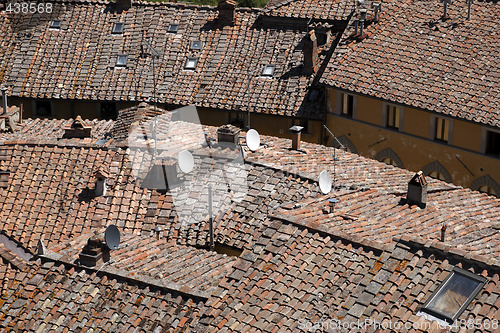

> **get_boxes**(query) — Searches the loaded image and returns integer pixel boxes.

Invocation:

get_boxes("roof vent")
[407,171,428,208]
[303,30,318,75]
[63,116,92,138]
[217,124,241,145]
[217,0,236,25]
[94,167,110,196]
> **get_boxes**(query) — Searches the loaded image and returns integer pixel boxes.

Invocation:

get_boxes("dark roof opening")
[420,267,487,324]
[116,55,128,67]
[50,20,62,29]
[112,22,124,34]
[168,24,179,33]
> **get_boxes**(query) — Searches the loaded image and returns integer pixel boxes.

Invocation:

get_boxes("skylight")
[262,65,275,77]
[191,40,202,50]
[112,22,124,34]
[168,24,179,33]
[420,267,487,324]
[116,55,128,67]
[185,57,198,70]
[50,20,62,29]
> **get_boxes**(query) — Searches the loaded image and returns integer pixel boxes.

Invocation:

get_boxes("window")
[435,117,450,142]
[386,104,401,129]
[478,185,496,196]
[112,22,124,34]
[421,267,487,324]
[168,24,179,33]
[340,93,354,117]
[35,101,51,117]
[229,112,244,128]
[184,57,198,70]
[100,102,117,120]
[262,65,275,77]
[50,20,62,29]
[485,130,500,157]
[116,55,127,67]
[191,40,202,50]
[428,171,446,181]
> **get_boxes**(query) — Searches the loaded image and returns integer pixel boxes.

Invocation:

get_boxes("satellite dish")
[105,225,120,250]
[246,129,260,152]
[318,170,332,194]
[178,150,194,173]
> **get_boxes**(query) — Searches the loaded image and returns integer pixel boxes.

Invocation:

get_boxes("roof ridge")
[0,243,29,271]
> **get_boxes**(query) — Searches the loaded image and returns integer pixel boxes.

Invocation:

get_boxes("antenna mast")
[323,124,347,189]
[143,40,162,159]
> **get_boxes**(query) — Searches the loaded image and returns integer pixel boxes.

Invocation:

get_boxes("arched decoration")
[332,135,358,154]
[421,161,452,183]
[374,148,404,168]
[470,175,500,197]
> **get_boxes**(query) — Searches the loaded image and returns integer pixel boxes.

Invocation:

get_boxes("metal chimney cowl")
[407,171,428,208]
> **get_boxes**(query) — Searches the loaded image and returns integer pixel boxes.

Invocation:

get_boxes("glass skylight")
[421,267,487,324]
[112,22,124,34]
[262,65,275,77]
[50,20,62,29]
[185,57,198,70]
[191,40,202,50]
[168,24,179,33]
[116,55,128,67]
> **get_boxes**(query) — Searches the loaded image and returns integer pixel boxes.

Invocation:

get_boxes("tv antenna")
[318,170,332,194]
[178,150,194,173]
[323,124,354,189]
[104,225,121,250]
[143,39,164,159]
[246,129,261,152]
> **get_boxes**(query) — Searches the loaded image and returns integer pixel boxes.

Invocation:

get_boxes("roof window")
[112,22,124,34]
[262,65,275,77]
[420,267,487,324]
[184,57,198,70]
[191,40,203,50]
[50,20,62,29]
[116,55,128,67]
[168,24,179,33]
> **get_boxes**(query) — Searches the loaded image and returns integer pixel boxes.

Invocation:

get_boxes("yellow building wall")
[326,88,500,192]
[356,95,383,125]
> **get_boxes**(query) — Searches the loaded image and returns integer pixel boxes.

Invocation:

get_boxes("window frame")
[420,267,487,324]
[116,55,128,68]
[261,65,275,77]
[50,20,62,29]
[484,130,500,158]
[184,57,198,70]
[339,92,355,118]
[168,24,179,33]
[191,40,203,50]
[432,116,452,143]
[383,103,403,130]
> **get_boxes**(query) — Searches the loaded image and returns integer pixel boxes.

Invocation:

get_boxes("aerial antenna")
[178,150,194,173]
[440,0,452,18]
[208,185,214,250]
[246,129,261,152]
[143,39,163,159]
[318,170,332,194]
[467,0,472,20]
[104,225,121,250]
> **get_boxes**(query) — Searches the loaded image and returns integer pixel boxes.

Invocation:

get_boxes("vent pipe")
[289,125,304,150]
[359,9,367,37]
[1,87,7,115]
[372,2,381,21]
[440,223,447,242]
[208,185,214,250]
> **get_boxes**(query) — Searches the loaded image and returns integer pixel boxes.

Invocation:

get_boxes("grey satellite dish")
[178,150,194,173]
[318,170,332,194]
[105,225,120,250]
[246,129,260,152]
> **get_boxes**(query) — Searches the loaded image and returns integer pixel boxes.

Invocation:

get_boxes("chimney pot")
[289,125,304,150]
[217,0,236,25]
[407,171,428,208]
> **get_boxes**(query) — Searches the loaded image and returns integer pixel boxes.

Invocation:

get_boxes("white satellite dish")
[105,225,121,250]
[318,170,332,194]
[178,150,194,173]
[246,129,260,152]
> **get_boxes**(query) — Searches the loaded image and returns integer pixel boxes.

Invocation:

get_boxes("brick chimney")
[407,171,428,208]
[217,124,241,145]
[63,116,92,138]
[79,236,110,267]
[217,0,236,25]
[116,0,132,10]
[303,30,318,75]
[289,125,304,150]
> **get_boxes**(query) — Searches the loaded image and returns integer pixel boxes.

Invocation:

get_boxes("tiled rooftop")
[321,0,500,127]
[264,0,354,21]
[0,0,334,119]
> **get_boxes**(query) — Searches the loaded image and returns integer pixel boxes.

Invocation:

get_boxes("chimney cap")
[289,125,304,133]
[0,87,7,92]
[409,170,428,186]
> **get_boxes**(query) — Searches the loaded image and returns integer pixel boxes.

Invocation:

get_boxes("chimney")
[303,30,318,75]
[217,124,241,145]
[359,9,367,39]
[1,87,7,115]
[63,116,92,138]
[372,2,381,21]
[79,235,110,267]
[94,167,110,196]
[289,125,304,150]
[217,0,236,25]
[407,171,428,208]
